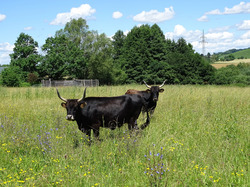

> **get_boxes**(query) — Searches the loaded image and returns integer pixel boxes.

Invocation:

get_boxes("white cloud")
[50,4,96,25]
[133,7,175,23]
[206,9,222,15]
[0,42,14,65]
[0,42,13,52]
[0,14,6,22]
[198,2,250,22]
[197,15,208,22]
[233,38,250,47]
[165,25,202,41]
[205,32,234,41]
[24,26,32,31]
[237,20,250,30]
[112,11,123,19]
[223,2,250,14]
[241,30,250,39]
[163,25,248,54]
[208,26,231,33]
[207,2,250,15]
[174,25,186,36]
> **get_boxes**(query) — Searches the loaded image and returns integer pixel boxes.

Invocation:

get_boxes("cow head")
[57,88,87,121]
[143,80,166,102]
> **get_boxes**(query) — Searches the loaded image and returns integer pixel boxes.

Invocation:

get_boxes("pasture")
[0,85,249,186]
[212,59,250,69]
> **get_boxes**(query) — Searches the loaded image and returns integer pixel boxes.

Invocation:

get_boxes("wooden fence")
[41,79,99,87]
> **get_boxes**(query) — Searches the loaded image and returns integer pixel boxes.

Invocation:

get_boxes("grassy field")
[218,48,250,59]
[212,59,250,69]
[0,85,249,186]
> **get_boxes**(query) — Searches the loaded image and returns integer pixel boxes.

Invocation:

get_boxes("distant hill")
[232,48,250,58]
[215,48,250,59]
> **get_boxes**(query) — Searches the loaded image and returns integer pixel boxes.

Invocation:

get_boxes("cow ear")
[80,102,87,108]
[61,103,66,108]
[146,89,151,93]
[159,88,164,93]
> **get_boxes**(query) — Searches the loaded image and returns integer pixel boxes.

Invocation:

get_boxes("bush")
[27,72,39,85]
[0,66,23,87]
[20,82,31,87]
[211,64,250,85]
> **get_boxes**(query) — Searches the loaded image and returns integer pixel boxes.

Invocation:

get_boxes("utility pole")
[200,30,207,56]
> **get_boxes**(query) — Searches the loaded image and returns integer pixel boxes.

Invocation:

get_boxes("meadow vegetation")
[0,85,249,186]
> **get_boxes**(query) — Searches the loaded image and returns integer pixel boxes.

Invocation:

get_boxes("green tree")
[40,35,69,80]
[56,18,89,48]
[211,63,250,85]
[112,30,126,61]
[41,34,87,80]
[147,24,169,83]
[87,32,115,84]
[121,25,154,83]
[166,38,215,84]
[65,41,87,79]
[0,66,22,87]
[224,54,235,61]
[9,33,41,75]
[112,30,127,84]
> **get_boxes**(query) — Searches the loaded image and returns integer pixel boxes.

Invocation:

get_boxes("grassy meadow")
[0,85,249,186]
[212,59,250,69]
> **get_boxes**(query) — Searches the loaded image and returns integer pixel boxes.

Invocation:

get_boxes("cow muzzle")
[153,98,158,102]
[66,115,75,121]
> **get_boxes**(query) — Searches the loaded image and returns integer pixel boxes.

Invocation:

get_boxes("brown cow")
[125,80,166,120]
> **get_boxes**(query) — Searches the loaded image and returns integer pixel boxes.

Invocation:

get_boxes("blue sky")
[0,0,250,65]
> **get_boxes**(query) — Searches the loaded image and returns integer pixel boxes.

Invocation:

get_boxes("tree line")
[1,18,249,86]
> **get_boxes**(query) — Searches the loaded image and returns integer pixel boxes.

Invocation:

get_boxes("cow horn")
[159,80,167,88]
[77,88,87,102]
[56,88,67,102]
[143,80,151,88]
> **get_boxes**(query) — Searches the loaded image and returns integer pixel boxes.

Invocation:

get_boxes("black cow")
[125,80,166,116]
[57,88,149,139]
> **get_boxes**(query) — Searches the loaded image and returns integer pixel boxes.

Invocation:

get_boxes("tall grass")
[0,85,249,186]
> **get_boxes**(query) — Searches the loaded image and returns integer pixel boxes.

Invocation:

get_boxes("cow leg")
[141,111,150,129]
[84,128,91,138]
[133,120,139,130]
[92,124,101,141]
[82,128,91,145]
[93,128,100,139]
[128,118,139,130]
[150,108,155,116]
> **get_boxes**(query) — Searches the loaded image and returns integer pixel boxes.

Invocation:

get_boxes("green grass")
[0,85,249,186]
[232,48,250,59]
[218,48,250,59]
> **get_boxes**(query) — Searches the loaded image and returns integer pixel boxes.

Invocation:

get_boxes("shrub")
[27,72,39,85]
[0,66,23,87]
